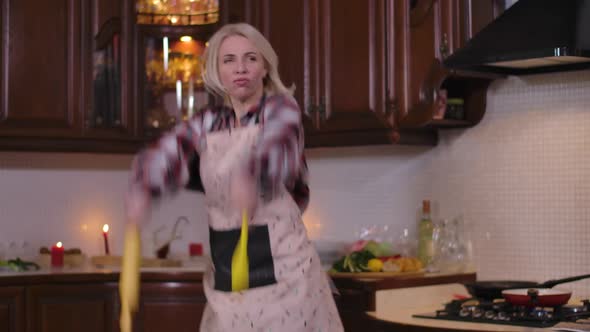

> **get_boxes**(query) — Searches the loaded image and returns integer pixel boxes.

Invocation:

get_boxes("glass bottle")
[417,200,434,267]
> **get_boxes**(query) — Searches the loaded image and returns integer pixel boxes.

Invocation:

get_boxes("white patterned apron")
[198,124,343,331]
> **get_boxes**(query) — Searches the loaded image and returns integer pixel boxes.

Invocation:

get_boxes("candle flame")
[103,224,109,233]
[56,242,63,248]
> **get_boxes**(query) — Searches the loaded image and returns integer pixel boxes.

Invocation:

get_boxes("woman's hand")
[230,167,258,217]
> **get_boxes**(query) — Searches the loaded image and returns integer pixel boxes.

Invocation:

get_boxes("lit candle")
[102,224,110,255]
[51,242,64,267]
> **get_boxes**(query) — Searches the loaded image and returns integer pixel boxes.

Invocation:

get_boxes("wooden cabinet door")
[0,0,83,138]
[135,282,206,332]
[27,283,118,332]
[397,0,504,128]
[315,0,394,130]
[308,0,398,147]
[0,287,24,332]
[395,0,455,126]
[226,0,319,137]
[0,0,140,152]
[226,1,399,147]
[256,1,319,135]
[82,0,139,147]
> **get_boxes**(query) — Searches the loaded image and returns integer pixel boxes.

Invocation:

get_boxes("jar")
[445,98,465,120]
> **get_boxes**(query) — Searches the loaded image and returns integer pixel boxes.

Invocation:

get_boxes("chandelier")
[136,0,219,26]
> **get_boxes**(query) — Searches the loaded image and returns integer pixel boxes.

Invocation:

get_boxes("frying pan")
[502,288,572,307]
[464,273,590,300]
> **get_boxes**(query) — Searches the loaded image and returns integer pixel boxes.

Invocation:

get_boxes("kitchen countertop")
[367,283,590,332]
[331,270,477,290]
[0,265,206,285]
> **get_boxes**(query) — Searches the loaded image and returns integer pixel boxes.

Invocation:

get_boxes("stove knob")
[484,310,495,319]
[472,308,484,318]
[497,311,509,321]
[459,308,471,317]
[533,310,547,319]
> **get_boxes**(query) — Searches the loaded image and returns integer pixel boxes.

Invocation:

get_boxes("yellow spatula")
[119,224,141,332]
[231,210,249,292]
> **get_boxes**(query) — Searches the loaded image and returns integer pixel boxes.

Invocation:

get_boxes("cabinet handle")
[306,102,316,117]
[385,98,397,117]
[318,97,327,121]
[440,33,449,59]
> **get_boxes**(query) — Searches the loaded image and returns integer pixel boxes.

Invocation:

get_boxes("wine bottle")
[417,200,434,267]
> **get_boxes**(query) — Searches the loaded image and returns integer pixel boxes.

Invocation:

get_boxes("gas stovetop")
[414,298,590,328]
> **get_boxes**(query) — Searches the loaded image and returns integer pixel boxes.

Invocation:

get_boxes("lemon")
[367,258,383,272]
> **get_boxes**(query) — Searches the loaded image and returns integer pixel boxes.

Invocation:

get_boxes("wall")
[429,69,590,297]
[0,146,430,262]
[1,69,589,296]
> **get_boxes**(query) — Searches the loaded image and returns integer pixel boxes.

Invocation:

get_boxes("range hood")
[443,0,590,75]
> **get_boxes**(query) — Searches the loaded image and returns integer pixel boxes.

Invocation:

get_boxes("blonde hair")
[201,23,293,100]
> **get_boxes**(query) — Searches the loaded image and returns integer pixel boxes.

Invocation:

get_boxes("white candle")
[176,80,182,117]
[163,37,169,72]
[188,78,195,118]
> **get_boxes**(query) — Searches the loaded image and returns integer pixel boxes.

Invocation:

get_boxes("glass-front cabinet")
[92,23,122,129]
[135,0,220,139]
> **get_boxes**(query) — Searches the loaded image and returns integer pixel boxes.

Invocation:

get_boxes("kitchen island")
[367,283,588,332]
[0,266,206,332]
[331,271,477,331]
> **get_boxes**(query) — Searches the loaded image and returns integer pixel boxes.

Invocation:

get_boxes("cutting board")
[328,270,425,279]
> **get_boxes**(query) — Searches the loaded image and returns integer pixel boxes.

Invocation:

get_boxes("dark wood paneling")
[27,283,118,332]
[264,0,306,115]
[138,282,207,332]
[318,0,393,132]
[1,0,81,136]
[0,287,24,332]
[262,0,318,133]
[92,0,120,36]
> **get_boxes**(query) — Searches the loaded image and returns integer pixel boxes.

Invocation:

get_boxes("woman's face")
[218,35,267,104]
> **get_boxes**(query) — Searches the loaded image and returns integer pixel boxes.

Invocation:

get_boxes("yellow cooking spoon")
[119,224,141,332]
[231,210,249,292]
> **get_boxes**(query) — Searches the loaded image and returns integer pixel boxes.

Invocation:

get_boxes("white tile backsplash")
[1,69,590,297]
[430,70,590,297]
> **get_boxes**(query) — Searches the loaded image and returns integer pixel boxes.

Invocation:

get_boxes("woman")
[122,23,343,331]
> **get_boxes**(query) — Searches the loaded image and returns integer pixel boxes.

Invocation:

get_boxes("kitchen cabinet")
[135,282,206,332]
[397,0,504,139]
[332,272,476,332]
[0,0,142,153]
[134,24,217,141]
[0,271,205,332]
[27,283,118,332]
[230,0,505,147]
[0,0,505,151]
[0,287,24,332]
[229,0,400,148]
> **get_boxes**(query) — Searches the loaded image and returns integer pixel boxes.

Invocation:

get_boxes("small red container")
[189,243,203,256]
